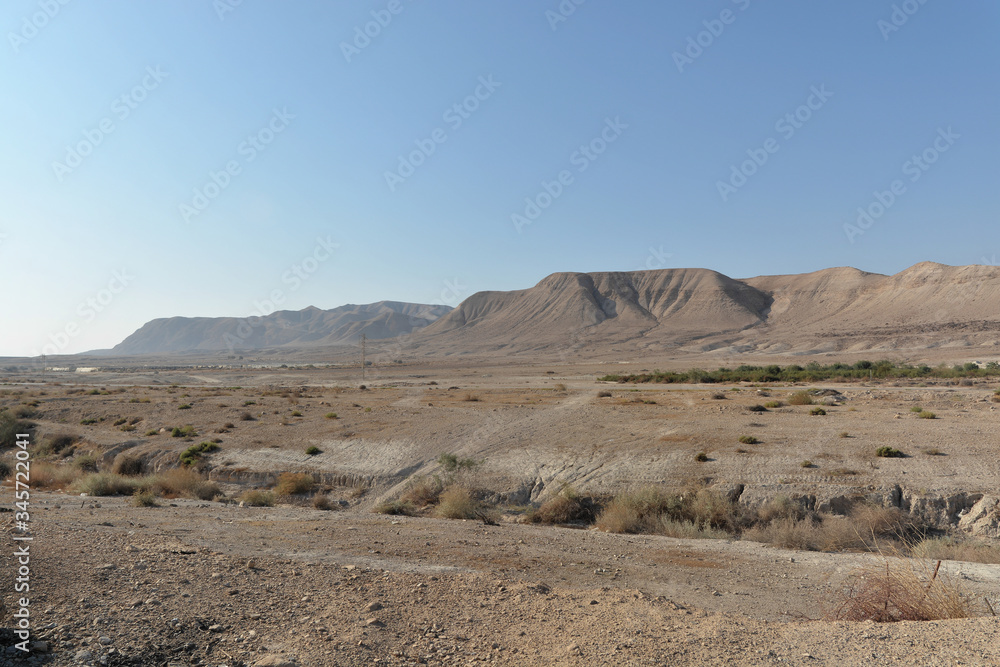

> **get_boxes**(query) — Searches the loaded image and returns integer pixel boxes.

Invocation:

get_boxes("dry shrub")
[73,472,138,496]
[312,493,335,511]
[850,504,916,544]
[596,486,677,534]
[788,390,814,405]
[434,486,480,519]
[656,518,728,539]
[531,487,599,525]
[112,453,145,476]
[910,537,1000,564]
[30,462,81,490]
[155,467,221,500]
[239,489,275,507]
[274,472,316,496]
[374,499,416,516]
[743,517,855,551]
[400,476,443,508]
[132,489,158,507]
[828,559,980,622]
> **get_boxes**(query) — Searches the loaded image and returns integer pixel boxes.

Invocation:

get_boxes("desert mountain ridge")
[107,262,1000,359]
[110,301,452,356]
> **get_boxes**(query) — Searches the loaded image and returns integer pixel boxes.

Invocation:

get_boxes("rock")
[30,641,50,653]
[98,637,112,645]
[253,656,297,667]
[365,601,383,612]
[209,624,223,632]
[365,617,384,627]
[75,649,94,662]
[959,495,1000,538]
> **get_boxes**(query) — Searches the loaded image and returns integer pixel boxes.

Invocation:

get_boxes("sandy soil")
[1,361,999,665]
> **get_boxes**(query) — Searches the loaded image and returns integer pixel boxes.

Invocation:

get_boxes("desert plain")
[1,352,999,666]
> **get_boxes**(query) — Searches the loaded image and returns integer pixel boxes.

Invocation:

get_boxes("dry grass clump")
[828,560,980,622]
[132,489,158,507]
[30,462,82,490]
[73,472,140,496]
[910,537,1000,564]
[399,476,444,508]
[239,489,275,507]
[530,486,599,525]
[154,467,221,500]
[112,453,145,476]
[744,503,918,552]
[434,486,481,519]
[462,393,481,402]
[596,485,743,536]
[34,433,76,457]
[788,390,814,405]
[917,410,937,419]
[274,472,316,496]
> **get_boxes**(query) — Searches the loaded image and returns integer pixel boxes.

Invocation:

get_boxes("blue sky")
[2,0,997,356]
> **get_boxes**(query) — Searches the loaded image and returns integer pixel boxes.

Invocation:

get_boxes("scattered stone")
[365,617,385,627]
[365,601,383,612]
[75,649,93,662]
[209,624,224,632]
[98,637,112,645]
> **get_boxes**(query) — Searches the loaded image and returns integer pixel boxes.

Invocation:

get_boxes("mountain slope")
[111,302,451,355]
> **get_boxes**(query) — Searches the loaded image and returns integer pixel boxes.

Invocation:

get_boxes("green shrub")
[171,425,198,438]
[291,410,302,417]
[79,418,98,425]
[438,452,477,472]
[179,441,219,465]
[801,460,814,468]
[694,451,709,462]
[917,410,936,419]
[876,446,904,458]
[810,407,827,416]
[910,406,923,413]
[113,417,128,426]
[747,405,768,412]
[324,412,338,419]
[763,401,783,408]
[738,435,759,445]
[305,445,322,456]
[178,404,192,410]
[145,429,159,436]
